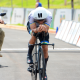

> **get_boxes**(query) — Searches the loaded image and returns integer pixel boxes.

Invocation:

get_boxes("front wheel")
[31,63,37,80]
[38,48,45,80]
[31,52,37,80]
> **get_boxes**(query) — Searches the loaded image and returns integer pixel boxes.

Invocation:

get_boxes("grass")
[0,0,80,9]
[49,27,56,30]
[16,23,24,26]
[10,23,25,27]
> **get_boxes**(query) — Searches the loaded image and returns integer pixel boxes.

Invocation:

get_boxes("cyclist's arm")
[43,12,52,32]
[30,23,38,33]
[44,24,49,32]
[38,24,49,33]
[28,12,38,34]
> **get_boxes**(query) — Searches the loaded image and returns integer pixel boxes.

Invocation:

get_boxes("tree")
[71,0,74,20]
[48,0,49,8]
[11,0,13,8]
[71,0,74,8]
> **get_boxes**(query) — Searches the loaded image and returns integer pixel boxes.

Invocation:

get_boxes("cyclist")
[27,7,52,80]
[0,19,5,57]
[35,0,42,8]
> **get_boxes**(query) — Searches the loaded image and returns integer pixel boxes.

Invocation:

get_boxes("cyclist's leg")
[27,36,36,63]
[42,45,48,80]
[38,32,49,58]
[27,21,36,64]
[39,33,49,80]
[41,42,49,71]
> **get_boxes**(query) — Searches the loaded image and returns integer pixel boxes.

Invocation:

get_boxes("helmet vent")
[38,13,42,18]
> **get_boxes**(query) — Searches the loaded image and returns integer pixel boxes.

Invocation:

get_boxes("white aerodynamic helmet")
[33,7,48,20]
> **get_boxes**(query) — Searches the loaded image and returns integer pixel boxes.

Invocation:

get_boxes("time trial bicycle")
[27,32,54,80]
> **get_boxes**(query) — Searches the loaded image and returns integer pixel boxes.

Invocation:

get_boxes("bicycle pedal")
[33,69,39,73]
[30,65,33,68]
[27,67,32,73]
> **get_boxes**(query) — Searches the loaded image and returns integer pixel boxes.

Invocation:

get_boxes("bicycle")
[28,32,54,80]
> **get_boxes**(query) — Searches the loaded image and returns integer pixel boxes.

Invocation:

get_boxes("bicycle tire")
[38,47,45,80]
[31,53,37,80]
[31,64,37,80]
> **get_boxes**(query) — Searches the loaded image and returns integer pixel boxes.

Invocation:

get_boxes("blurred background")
[0,0,78,29]
[0,0,79,8]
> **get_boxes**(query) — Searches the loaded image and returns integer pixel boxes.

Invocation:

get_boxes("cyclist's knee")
[29,36,36,44]
[42,45,48,50]
[42,46,48,54]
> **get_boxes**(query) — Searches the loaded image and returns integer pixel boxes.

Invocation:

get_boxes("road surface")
[0,28,80,80]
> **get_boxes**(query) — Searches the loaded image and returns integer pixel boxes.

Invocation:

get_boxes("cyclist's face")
[36,20,45,24]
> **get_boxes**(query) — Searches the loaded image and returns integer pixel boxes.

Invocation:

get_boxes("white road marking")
[1,48,80,51]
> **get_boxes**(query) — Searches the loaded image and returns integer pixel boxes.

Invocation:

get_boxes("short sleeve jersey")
[28,9,52,27]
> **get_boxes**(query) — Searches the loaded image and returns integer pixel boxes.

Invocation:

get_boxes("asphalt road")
[0,28,80,80]
[1,28,79,48]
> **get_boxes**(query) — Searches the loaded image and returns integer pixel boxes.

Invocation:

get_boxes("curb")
[0,24,56,34]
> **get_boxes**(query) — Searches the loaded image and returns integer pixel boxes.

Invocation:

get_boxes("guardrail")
[55,20,80,47]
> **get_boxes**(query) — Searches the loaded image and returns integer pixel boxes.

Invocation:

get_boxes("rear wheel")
[38,48,45,80]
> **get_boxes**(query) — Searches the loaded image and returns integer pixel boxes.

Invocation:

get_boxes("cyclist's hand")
[41,25,47,32]
[0,19,4,24]
[32,29,37,33]
[37,25,42,32]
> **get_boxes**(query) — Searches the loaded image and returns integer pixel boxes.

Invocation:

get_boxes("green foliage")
[0,0,80,9]
[10,23,25,26]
